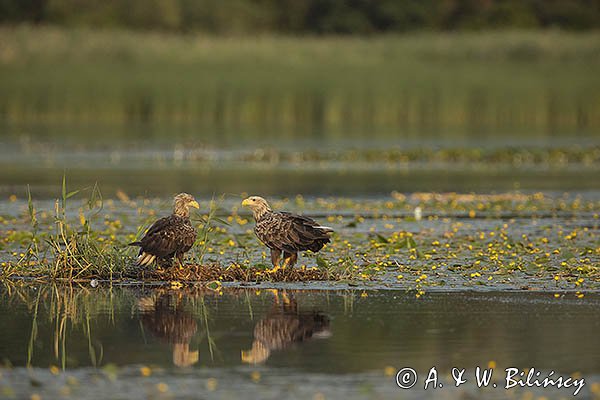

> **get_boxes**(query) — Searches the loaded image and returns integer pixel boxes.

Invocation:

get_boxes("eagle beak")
[241,198,251,207]
[189,200,200,209]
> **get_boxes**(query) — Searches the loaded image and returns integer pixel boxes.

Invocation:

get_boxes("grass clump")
[3,177,130,280]
[47,178,131,280]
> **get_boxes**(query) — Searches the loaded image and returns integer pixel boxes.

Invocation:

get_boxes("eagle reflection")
[242,291,331,364]
[138,293,199,367]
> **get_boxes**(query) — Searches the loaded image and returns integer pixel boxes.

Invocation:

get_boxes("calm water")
[0,285,598,399]
[1,132,599,198]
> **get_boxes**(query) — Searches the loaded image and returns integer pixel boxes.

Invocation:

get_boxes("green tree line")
[1,0,599,33]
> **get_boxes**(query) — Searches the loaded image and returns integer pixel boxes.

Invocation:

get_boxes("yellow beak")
[188,200,200,209]
[241,198,251,207]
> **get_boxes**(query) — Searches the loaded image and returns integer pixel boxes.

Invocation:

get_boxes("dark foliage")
[2,0,599,33]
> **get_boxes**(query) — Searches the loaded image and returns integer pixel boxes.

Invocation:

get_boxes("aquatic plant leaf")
[66,190,80,199]
[407,237,418,249]
[206,280,222,290]
[316,256,329,269]
[376,234,389,244]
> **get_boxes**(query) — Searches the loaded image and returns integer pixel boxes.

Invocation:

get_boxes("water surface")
[0,285,598,399]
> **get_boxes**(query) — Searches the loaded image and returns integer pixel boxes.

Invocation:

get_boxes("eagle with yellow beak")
[242,196,333,270]
[130,193,199,267]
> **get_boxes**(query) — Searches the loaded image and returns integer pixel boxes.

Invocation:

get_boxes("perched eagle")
[242,294,331,364]
[130,193,199,267]
[241,196,333,268]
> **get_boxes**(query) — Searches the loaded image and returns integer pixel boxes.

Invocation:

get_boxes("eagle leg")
[270,248,282,269]
[282,252,290,268]
[175,253,185,269]
[282,252,298,268]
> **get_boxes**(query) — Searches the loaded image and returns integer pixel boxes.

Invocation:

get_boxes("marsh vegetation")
[1,28,599,146]
[1,180,597,295]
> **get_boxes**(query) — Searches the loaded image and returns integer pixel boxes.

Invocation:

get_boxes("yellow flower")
[156,383,169,393]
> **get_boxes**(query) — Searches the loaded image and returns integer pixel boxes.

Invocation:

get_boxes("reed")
[2,177,131,280]
[1,26,599,141]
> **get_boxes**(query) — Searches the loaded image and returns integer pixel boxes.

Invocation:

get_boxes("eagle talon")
[267,265,280,274]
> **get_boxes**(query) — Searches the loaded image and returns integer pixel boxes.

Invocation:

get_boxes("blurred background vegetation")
[0,1,599,195]
[2,27,599,145]
[2,0,599,146]
[2,0,600,33]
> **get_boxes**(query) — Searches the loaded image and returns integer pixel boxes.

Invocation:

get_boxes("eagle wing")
[138,215,195,257]
[256,212,332,253]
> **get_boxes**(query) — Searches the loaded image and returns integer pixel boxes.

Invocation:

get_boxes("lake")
[0,285,598,399]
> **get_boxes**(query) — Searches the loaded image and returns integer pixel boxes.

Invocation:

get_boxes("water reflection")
[1,283,600,376]
[2,284,600,399]
[242,290,331,364]
[138,292,199,367]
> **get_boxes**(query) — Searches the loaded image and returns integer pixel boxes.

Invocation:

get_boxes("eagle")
[130,193,199,267]
[241,293,331,364]
[241,196,333,269]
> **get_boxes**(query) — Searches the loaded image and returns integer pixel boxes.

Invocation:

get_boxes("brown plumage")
[242,293,331,364]
[241,196,334,268]
[130,193,199,267]
[138,293,199,367]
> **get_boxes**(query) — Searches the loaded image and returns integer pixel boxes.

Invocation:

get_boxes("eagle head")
[173,193,200,217]
[242,196,272,220]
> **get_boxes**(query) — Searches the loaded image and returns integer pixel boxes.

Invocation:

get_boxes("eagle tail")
[136,252,156,266]
[315,225,334,234]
